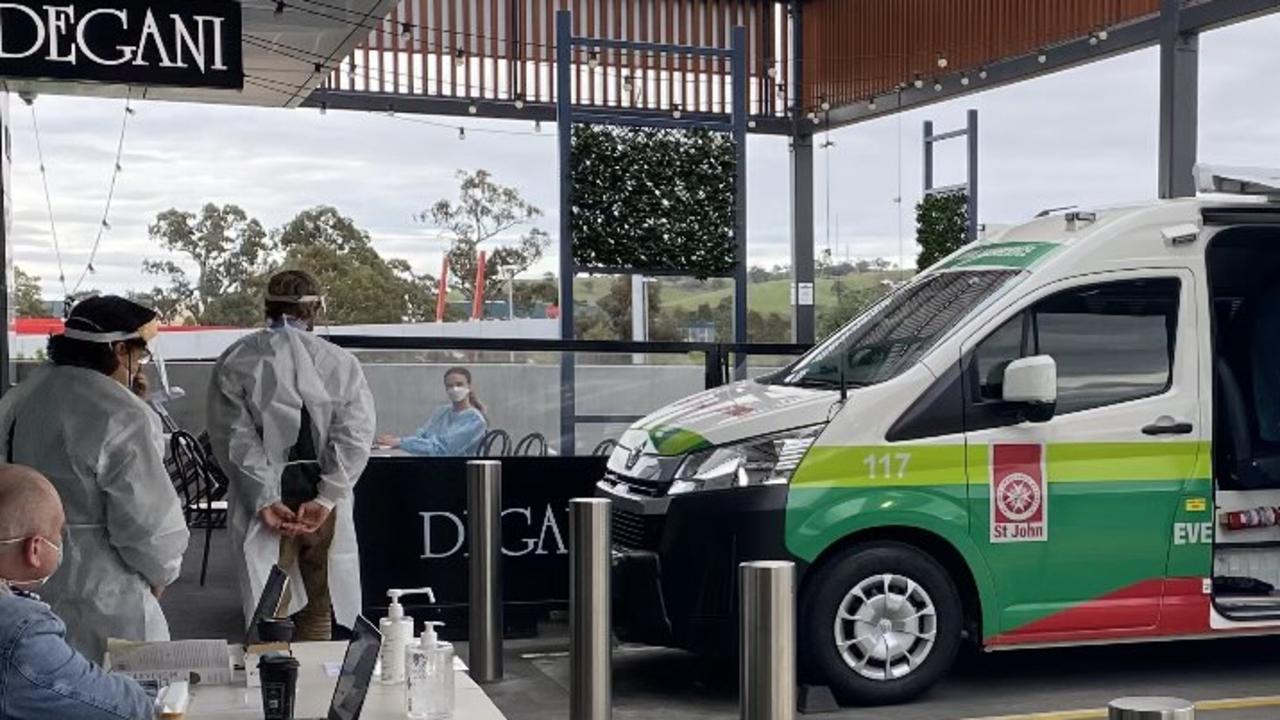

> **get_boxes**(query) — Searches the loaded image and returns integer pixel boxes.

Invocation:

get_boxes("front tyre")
[801,542,963,705]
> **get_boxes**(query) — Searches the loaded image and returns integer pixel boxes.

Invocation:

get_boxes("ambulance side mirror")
[1002,355,1057,423]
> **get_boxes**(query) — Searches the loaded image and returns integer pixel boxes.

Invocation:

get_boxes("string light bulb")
[534,120,542,133]
[820,97,830,111]
[401,21,412,38]
[588,51,599,69]
[766,66,777,78]
[1098,29,1109,41]
[125,106,136,116]
[747,119,757,129]
[455,49,466,67]
[933,81,942,92]
[1037,51,1047,64]
[978,67,988,80]
[912,75,923,89]
[672,105,682,119]
[936,53,948,69]
[960,74,970,86]
[458,127,466,140]
[868,99,877,110]
[274,0,285,15]
[320,102,328,116]
[101,220,111,230]
[468,104,478,114]
[514,96,525,110]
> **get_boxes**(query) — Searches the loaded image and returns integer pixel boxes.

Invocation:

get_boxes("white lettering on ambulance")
[1173,522,1213,545]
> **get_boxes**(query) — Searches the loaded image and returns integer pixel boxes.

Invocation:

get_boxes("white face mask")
[446,385,471,403]
[0,536,63,588]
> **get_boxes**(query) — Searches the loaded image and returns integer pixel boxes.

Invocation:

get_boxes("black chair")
[167,430,228,586]
[592,438,618,456]
[514,432,548,457]
[479,429,511,457]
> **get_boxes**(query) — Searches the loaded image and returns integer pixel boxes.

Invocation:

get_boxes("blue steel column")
[966,109,978,242]
[1158,0,1198,199]
[557,10,576,455]
[786,0,814,345]
[731,25,748,378]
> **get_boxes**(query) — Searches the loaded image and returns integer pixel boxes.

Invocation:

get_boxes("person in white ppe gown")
[207,270,376,641]
[0,296,189,662]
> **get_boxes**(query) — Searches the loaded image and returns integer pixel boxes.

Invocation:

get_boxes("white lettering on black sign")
[0,0,241,88]
[420,504,569,560]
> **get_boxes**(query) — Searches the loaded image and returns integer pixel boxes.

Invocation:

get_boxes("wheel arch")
[799,525,990,642]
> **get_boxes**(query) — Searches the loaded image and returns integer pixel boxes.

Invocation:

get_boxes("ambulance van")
[600,166,1280,704]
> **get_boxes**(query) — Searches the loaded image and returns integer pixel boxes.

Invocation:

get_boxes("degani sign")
[0,0,242,88]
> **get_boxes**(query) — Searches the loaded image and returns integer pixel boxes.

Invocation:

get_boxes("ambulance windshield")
[777,269,1021,389]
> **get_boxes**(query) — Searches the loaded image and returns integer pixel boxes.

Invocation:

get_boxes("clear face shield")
[265,294,328,332]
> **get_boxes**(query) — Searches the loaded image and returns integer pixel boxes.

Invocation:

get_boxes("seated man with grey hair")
[0,464,154,719]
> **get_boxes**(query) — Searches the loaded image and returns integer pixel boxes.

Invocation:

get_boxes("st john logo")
[990,443,1047,543]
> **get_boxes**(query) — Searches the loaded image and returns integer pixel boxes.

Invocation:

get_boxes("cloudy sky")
[7,12,1280,302]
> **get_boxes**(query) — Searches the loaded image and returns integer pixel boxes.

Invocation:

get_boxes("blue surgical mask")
[0,536,63,588]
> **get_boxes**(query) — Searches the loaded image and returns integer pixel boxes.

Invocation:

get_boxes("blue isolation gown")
[399,406,487,456]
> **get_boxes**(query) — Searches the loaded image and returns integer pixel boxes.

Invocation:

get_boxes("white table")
[185,642,506,719]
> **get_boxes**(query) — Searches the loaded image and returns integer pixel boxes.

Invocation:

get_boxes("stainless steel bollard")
[1108,697,1195,720]
[467,460,503,683]
[570,498,611,720]
[740,561,796,720]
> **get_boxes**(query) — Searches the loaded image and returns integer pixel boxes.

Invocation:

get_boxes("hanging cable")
[26,99,69,299]
[71,91,133,296]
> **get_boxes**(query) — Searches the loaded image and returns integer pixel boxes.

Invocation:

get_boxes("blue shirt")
[399,406,487,456]
[0,585,152,719]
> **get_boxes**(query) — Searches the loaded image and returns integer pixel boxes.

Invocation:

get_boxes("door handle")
[1142,421,1194,436]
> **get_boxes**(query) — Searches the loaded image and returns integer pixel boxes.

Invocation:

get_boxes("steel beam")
[967,109,979,243]
[819,0,1280,132]
[1158,0,1199,199]
[301,89,793,135]
[789,133,815,344]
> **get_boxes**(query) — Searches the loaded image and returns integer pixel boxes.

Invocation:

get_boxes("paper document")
[107,639,234,685]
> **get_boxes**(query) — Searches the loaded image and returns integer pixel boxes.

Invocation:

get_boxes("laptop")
[303,615,382,720]
[244,564,289,646]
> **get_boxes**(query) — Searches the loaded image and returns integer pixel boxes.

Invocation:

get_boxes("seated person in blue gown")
[377,367,488,456]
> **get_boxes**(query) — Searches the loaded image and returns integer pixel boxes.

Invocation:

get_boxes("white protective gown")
[206,326,376,629]
[0,364,189,662]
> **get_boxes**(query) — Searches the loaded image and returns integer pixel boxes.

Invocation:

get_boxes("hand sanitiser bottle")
[406,621,454,720]
[379,587,434,684]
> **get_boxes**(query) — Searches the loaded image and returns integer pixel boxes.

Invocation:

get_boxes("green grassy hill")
[572,272,904,316]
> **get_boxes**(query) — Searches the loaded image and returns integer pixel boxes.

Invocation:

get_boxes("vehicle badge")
[626,441,645,470]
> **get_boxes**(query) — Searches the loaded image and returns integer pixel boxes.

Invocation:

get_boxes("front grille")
[612,508,665,551]
[603,470,670,498]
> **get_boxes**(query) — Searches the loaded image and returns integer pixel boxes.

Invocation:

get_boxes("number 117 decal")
[863,452,911,479]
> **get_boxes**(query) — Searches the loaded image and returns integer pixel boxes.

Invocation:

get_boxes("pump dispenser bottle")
[406,621,454,720]
[379,587,434,684]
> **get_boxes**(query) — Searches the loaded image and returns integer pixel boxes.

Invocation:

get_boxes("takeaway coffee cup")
[258,653,300,720]
[257,618,296,644]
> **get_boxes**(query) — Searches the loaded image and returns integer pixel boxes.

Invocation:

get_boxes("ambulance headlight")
[669,425,824,495]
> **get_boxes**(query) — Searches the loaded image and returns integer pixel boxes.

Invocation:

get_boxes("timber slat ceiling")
[326,0,793,116]
[803,0,1159,111]
[329,0,1170,117]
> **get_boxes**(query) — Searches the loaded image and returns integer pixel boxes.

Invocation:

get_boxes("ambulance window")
[1033,278,1179,414]
[973,314,1027,401]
